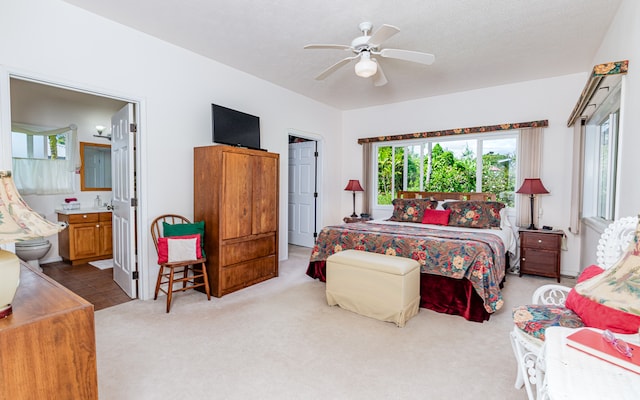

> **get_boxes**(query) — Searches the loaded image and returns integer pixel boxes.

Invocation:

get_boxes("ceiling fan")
[304,22,435,87]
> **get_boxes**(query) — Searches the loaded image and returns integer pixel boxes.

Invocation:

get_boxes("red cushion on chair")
[157,234,202,264]
[575,265,605,281]
[421,209,451,226]
[565,264,640,334]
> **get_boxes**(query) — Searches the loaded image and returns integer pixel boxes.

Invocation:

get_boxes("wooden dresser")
[194,145,279,297]
[0,264,98,399]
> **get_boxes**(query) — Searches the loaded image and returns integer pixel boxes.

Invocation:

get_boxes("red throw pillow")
[565,264,640,334]
[421,209,451,226]
[157,234,202,264]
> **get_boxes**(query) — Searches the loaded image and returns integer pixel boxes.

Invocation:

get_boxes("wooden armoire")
[194,145,279,297]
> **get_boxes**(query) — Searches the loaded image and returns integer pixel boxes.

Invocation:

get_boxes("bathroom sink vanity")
[57,210,112,265]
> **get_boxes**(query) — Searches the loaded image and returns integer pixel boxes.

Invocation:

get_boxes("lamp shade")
[344,180,364,192]
[354,52,377,78]
[516,178,549,195]
[0,171,67,243]
[0,170,67,318]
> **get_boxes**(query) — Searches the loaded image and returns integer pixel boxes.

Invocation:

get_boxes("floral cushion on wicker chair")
[512,304,585,341]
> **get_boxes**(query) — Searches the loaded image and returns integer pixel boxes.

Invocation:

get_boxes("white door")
[288,140,316,247]
[111,104,137,298]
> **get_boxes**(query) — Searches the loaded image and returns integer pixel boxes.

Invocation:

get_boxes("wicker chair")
[509,215,638,400]
[150,214,211,312]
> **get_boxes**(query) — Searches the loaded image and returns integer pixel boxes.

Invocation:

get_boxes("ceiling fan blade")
[368,24,400,47]
[314,55,359,80]
[372,60,388,87]
[379,48,435,65]
[304,44,352,51]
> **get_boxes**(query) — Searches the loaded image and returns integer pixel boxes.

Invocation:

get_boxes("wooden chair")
[150,214,211,312]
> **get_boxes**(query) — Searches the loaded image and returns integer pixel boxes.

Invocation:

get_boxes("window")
[583,83,620,221]
[375,132,517,206]
[12,131,68,160]
[11,124,77,195]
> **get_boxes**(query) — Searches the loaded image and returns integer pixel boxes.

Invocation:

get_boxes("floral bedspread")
[309,222,506,313]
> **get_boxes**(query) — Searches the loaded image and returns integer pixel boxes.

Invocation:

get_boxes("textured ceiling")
[62,0,621,110]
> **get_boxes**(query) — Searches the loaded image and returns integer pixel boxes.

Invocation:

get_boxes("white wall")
[342,74,587,276]
[0,0,343,299]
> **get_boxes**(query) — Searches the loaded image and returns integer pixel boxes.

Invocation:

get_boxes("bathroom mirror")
[80,142,112,191]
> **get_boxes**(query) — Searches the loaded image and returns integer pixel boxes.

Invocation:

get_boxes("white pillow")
[438,199,459,210]
[499,208,513,229]
[167,237,198,262]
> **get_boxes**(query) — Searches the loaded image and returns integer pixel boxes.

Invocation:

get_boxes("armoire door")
[252,155,278,235]
[221,151,252,240]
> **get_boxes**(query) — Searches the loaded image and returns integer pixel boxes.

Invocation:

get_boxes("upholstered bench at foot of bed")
[326,250,421,327]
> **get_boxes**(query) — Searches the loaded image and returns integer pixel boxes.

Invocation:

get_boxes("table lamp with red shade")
[516,178,549,230]
[344,180,365,218]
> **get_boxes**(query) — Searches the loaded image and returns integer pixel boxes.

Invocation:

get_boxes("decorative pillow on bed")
[566,264,640,334]
[442,201,505,228]
[421,209,451,226]
[157,234,202,264]
[388,198,438,223]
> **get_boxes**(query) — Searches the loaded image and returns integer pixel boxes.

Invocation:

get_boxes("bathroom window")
[11,124,77,195]
[12,131,67,160]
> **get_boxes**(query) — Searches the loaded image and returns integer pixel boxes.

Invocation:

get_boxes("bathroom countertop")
[55,208,112,215]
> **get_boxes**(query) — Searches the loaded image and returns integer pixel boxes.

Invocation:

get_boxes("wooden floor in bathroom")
[41,261,133,311]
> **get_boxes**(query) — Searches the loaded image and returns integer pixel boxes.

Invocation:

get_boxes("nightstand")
[519,228,564,282]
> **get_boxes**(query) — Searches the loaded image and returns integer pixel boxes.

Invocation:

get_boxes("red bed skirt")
[306,260,490,322]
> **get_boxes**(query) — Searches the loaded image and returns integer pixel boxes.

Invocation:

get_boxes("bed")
[306,192,517,322]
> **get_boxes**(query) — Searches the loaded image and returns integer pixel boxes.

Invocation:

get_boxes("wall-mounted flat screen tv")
[211,104,261,150]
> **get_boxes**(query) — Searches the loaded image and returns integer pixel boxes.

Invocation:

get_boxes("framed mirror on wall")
[80,142,112,191]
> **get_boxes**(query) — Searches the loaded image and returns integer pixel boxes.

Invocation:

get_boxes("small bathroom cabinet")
[57,211,112,265]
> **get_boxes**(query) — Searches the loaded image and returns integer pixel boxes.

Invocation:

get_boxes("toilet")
[15,238,52,272]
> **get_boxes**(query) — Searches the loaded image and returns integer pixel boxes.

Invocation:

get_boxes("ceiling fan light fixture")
[304,22,434,84]
[354,52,377,78]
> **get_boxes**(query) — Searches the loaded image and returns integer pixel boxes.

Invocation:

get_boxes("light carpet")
[95,245,575,400]
[89,259,114,270]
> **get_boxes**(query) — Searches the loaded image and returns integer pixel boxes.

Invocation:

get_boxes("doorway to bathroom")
[4,75,142,307]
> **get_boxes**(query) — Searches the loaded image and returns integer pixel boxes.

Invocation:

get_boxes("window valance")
[567,60,628,127]
[357,119,548,144]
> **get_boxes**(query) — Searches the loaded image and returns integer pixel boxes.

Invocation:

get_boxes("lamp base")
[350,191,358,218]
[526,195,537,231]
[0,249,21,319]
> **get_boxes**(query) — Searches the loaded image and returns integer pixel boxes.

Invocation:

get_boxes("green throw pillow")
[163,221,206,257]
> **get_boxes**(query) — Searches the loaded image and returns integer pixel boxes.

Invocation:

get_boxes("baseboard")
[41,255,63,265]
